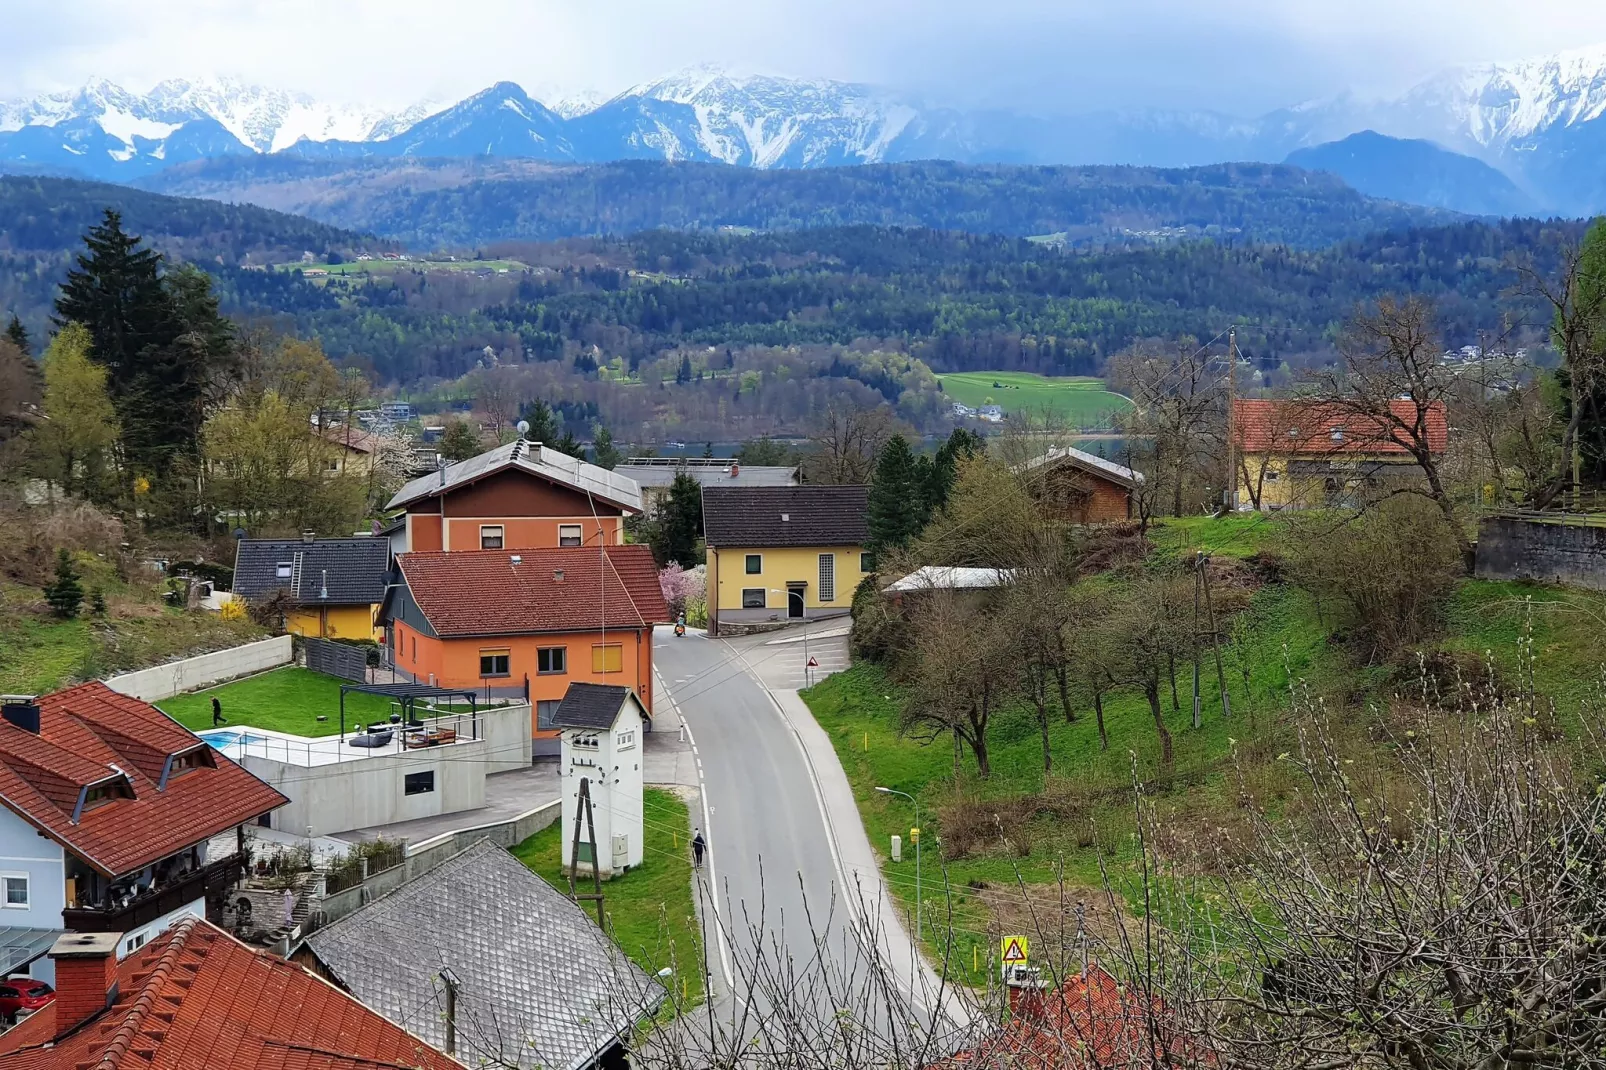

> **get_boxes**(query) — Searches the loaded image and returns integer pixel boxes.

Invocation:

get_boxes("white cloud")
[4,0,1606,116]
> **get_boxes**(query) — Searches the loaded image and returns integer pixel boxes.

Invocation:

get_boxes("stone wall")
[104,636,294,701]
[1475,514,1606,591]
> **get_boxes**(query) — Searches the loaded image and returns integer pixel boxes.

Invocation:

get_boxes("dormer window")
[162,745,215,788]
[1330,428,1345,443]
[275,561,293,580]
[75,774,135,821]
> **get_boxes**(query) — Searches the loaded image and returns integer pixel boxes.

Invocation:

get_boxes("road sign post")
[1001,934,1030,979]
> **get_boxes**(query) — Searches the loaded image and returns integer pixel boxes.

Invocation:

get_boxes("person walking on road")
[211,696,226,726]
[691,829,706,869]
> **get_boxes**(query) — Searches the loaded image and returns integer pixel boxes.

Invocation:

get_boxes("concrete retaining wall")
[1475,514,1606,592]
[424,703,530,773]
[248,739,489,837]
[308,800,560,926]
[105,636,294,701]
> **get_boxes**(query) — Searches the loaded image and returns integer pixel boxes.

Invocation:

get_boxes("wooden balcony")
[62,853,245,933]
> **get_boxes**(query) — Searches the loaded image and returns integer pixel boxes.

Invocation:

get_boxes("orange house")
[382,545,670,755]
[387,438,644,554]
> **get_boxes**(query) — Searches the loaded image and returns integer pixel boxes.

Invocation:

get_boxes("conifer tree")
[44,548,85,619]
[867,434,926,554]
[520,398,561,444]
[4,314,29,356]
[654,472,704,568]
[591,425,622,470]
[439,418,482,461]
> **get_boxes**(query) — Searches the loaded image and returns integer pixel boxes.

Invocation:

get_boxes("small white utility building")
[554,683,646,878]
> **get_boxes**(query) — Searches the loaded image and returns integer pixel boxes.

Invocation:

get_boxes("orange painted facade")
[390,620,654,741]
[442,515,621,550]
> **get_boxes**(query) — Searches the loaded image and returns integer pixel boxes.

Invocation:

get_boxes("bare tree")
[802,405,905,485]
[1109,338,1227,518]
[901,589,1015,778]
[1093,565,1195,766]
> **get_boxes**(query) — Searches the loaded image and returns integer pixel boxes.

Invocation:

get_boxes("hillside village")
[3,140,1606,1070]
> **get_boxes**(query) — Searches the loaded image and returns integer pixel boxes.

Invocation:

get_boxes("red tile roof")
[0,918,460,1070]
[0,684,288,877]
[937,967,1210,1070]
[1232,398,1449,456]
[397,545,671,638]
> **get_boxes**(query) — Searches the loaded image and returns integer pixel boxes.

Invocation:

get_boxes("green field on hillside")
[938,371,1132,427]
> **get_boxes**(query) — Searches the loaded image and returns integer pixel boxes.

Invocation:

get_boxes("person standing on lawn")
[212,696,226,725]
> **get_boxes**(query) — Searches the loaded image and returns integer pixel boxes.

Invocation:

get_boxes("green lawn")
[512,788,705,1010]
[157,666,395,736]
[938,371,1133,427]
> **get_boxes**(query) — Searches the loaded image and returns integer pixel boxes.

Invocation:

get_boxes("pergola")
[337,682,479,740]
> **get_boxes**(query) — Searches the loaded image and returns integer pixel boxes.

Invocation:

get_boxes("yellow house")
[701,485,871,636]
[232,535,392,641]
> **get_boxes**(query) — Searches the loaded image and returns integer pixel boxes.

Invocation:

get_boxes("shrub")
[44,548,85,618]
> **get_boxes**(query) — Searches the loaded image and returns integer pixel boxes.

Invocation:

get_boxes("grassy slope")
[512,788,705,1007]
[938,371,1133,425]
[157,665,395,735]
[801,514,1606,983]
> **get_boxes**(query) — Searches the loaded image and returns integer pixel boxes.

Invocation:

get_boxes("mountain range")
[7,45,1606,215]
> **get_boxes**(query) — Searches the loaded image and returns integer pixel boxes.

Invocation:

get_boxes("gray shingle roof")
[614,462,798,490]
[702,485,870,548]
[232,537,392,605]
[387,438,644,513]
[302,839,662,1070]
[1015,445,1145,489]
[552,683,637,730]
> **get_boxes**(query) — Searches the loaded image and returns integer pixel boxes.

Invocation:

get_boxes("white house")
[553,684,646,878]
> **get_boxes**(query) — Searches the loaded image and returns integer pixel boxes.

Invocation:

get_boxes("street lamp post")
[875,786,920,942]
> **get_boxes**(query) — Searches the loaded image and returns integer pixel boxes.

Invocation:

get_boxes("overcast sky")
[7,0,1606,115]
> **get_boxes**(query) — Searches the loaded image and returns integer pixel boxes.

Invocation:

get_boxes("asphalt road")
[654,627,853,1004]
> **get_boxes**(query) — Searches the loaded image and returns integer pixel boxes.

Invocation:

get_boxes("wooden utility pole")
[567,776,607,929]
[1224,326,1238,513]
[1191,552,1203,730]
[1201,554,1231,719]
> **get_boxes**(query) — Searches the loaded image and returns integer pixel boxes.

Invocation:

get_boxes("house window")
[124,932,147,954]
[818,553,836,602]
[404,771,435,795]
[275,561,293,580]
[479,650,511,677]
[559,524,583,547]
[480,525,504,549]
[326,458,340,472]
[745,554,762,575]
[538,646,567,674]
[2,875,27,908]
[170,748,212,776]
[616,729,636,750]
[537,700,563,730]
[860,552,874,573]
[741,588,766,609]
[592,644,623,673]
[411,636,417,660]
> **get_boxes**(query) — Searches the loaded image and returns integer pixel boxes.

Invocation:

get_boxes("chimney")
[301,529,316,543]
[49,931,121,1036]
[1005,965,1048,1019]
[728,462,739,478]
[1,697,40,734]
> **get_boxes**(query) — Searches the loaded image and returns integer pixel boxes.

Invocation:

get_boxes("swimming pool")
[199,729,269,750]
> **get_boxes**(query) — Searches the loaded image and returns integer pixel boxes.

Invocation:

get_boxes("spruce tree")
[591,425,622,470]
[654,472,704,568]
[520,398,561,444]
[927,428,985,515]
[44,549,85,619]
[439,418,482,461]
[4,314,29,356]
[55,210,173,393]
[867,435,925,554]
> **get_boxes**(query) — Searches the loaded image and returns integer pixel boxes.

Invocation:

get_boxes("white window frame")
[558,524,583,547]
[616,729,636,751]
[480,524,505,549]
[275,561,293,580]
[741,588,766,609]
[0,873,28,909]
[818,553,836,603]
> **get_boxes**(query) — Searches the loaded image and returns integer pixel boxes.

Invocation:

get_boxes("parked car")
[0,978,53,1019]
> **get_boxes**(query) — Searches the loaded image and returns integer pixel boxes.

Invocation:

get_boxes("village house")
[0,688,287,984]
[702,485,871,635]
[295,839,660,1070]
[232,534,391,641]
[1231,398,1449,510]
[1015,444,1145,523]
[316,424,389,478]
[382,544,669,754]
[0,919,458,1069]
[553,683,647,877]
[387,437,643,553]
[614,456,799,517]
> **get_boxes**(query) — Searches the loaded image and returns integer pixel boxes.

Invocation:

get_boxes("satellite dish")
[516,420,531,438]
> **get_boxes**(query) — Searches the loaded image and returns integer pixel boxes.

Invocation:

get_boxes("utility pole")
[1224,326,1238,513]
[441,968,459,1057]
[567,777,607,929]
[1191,553,1203,730]
[1201,553,1231,719]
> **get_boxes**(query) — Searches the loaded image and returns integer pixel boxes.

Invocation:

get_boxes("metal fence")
[303,637,369,683]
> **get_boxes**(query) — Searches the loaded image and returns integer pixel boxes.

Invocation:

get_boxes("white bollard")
[891,834,902,863]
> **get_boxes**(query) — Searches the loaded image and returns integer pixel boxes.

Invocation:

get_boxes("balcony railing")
[62,853,246,933]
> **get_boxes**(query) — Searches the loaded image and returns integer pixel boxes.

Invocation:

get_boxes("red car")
[0,979,53,1019]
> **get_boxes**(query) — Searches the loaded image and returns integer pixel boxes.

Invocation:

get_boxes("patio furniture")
[347,729,393,748]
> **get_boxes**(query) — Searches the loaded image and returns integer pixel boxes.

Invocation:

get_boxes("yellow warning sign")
[1001,934,1029,967]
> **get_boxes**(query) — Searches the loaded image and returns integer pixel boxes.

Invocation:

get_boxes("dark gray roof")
[232,537,392,605]
[702,485,870,547]
[302,839,661,1070]
[614,462,798,490]
[552,683,637,730]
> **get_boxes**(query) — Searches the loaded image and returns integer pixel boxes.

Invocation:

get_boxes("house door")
[787,585,805,619]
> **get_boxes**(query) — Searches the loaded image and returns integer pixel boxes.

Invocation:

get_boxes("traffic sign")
[1001,934,1029,967]
[807,656,819,667]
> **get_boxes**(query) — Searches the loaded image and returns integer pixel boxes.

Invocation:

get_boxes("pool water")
[199,729,269,749]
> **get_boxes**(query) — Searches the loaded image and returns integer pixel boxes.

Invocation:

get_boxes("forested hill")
[0,175,379,262]
[137,156,1459,250]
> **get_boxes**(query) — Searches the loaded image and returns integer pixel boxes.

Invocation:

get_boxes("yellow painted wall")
[283,603,382,641]
[710,545,868,611]
[1243,452,1409,510]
